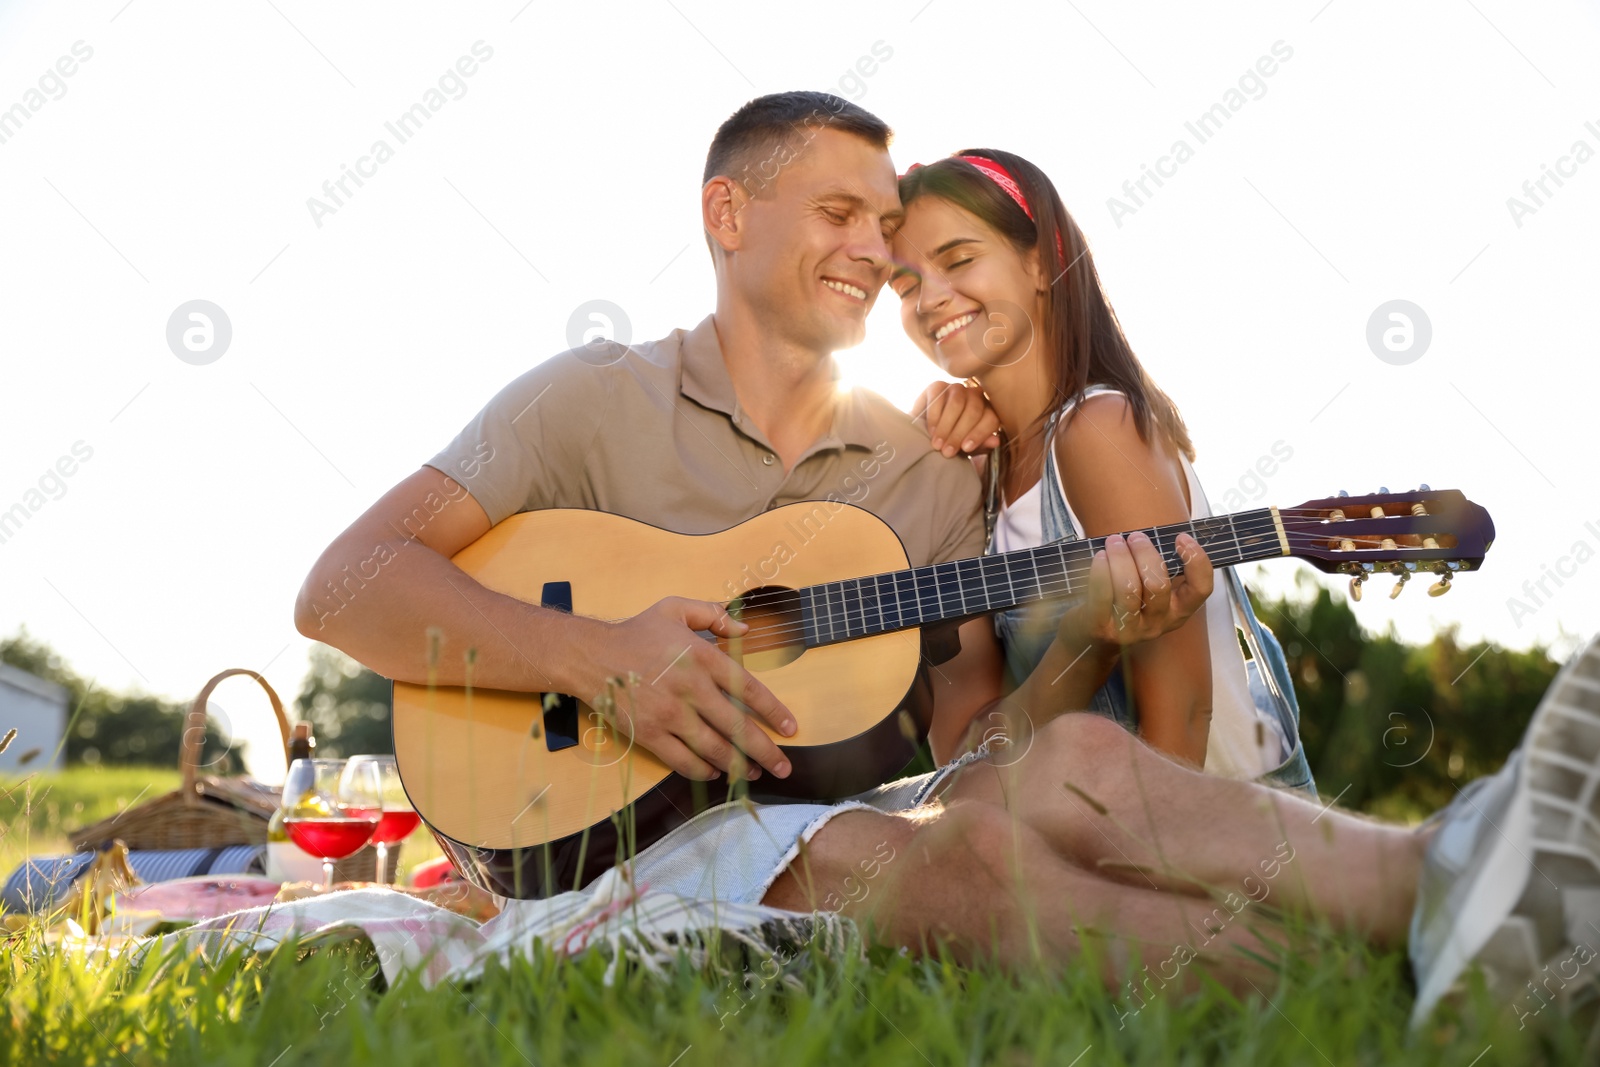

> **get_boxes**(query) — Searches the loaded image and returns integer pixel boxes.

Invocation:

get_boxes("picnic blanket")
[163,866,855,989]
[4,845,266,913]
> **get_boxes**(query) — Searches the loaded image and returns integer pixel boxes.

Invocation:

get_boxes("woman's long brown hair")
[899,149,1195,464]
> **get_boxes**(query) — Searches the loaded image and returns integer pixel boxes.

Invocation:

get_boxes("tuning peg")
[1349,573,1367,601]
[1411,484,1432,517]
[1390,572,1410,599]
[1428,573,1453,597]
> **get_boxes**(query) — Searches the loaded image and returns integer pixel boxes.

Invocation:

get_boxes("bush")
[1250,573,1558,819]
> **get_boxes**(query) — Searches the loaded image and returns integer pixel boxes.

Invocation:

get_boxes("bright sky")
[2,1,1597,779]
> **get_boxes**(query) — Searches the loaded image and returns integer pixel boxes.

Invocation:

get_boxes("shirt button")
[762,453,774,466]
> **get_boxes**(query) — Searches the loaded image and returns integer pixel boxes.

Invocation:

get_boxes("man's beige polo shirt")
[427,315,986,594]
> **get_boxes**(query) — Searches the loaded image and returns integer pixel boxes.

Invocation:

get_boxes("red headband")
[955,155,1035,219]
[901,155,1067,265]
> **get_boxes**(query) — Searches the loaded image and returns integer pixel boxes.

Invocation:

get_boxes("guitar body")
[392,502,929,899]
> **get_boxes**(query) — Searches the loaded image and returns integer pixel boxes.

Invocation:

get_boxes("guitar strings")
[734,517,1443,617]
[726,508,1458,632]
[723,517,1460,645]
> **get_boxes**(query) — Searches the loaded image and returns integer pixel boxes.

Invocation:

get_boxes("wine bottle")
[266,722,325,883]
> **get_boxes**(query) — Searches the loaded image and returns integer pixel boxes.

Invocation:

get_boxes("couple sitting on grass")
[298,90,1600,1028]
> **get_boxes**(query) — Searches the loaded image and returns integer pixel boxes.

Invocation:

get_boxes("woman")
[892,149,1314,792]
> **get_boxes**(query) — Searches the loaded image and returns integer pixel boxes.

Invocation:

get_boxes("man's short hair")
[703,91,892,197]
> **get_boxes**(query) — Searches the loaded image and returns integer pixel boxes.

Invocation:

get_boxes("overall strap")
[1037,408,1079,545]
[983,450,1001,550]
[1041,385,1124,542]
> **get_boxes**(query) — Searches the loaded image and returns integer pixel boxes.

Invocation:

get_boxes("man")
[296,91,1600,1025]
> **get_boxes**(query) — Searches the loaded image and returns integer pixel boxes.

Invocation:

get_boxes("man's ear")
[702,176,752,255]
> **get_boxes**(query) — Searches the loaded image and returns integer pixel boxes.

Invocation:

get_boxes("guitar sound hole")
[724,585,804,672]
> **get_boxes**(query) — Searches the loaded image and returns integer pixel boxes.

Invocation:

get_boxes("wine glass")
[280,758,381,889]
[343,755,418,885]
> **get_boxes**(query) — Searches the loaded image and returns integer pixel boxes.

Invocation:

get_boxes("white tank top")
[990,480,1044,556]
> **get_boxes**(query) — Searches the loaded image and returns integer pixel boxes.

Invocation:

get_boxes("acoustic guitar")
[392,487,1494,899]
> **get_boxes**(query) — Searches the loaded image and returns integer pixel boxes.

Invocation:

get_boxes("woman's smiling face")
[889,195,1043,379]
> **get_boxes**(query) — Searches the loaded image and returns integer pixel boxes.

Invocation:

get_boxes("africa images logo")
[305,42,495,228]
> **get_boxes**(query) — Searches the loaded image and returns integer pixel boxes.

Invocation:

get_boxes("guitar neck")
[797,507,1289,648]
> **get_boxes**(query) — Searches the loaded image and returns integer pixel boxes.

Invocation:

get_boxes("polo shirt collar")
[679,315,740,419]
[679,315,878,451]
[828,383,880,451]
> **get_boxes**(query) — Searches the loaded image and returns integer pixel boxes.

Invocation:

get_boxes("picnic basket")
[67,667,394,882]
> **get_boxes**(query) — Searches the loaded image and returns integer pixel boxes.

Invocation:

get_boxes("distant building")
[0,663,67,772]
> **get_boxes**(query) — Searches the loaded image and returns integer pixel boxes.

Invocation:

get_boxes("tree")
[0,628,242,770]
[293,644,393,757]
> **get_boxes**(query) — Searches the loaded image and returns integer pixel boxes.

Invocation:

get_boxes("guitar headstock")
[1279,486,1495,599]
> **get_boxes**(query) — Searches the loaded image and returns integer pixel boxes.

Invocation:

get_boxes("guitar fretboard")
[799,508,1284,647]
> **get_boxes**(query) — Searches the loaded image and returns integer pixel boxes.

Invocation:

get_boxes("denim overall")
[987,399,1317,796]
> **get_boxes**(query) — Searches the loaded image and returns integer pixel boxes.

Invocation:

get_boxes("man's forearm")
[294,533,594,694]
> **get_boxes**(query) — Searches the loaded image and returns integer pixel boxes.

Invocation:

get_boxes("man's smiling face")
[729,127,903,354]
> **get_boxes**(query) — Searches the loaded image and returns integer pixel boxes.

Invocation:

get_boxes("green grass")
[1,767,1591,1066]
[0,918,1586,1066]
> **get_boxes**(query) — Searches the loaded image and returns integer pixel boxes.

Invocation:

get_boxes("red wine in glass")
[279,757,384,888]
[343,755,414,884]
[371,809,422,846]
[284,816,380,861]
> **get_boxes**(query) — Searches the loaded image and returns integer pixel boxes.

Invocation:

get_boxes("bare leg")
[763,803,1289,997]
[948,713,1424,946]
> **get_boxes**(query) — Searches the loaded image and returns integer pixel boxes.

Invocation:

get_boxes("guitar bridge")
[539,581,580,752]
